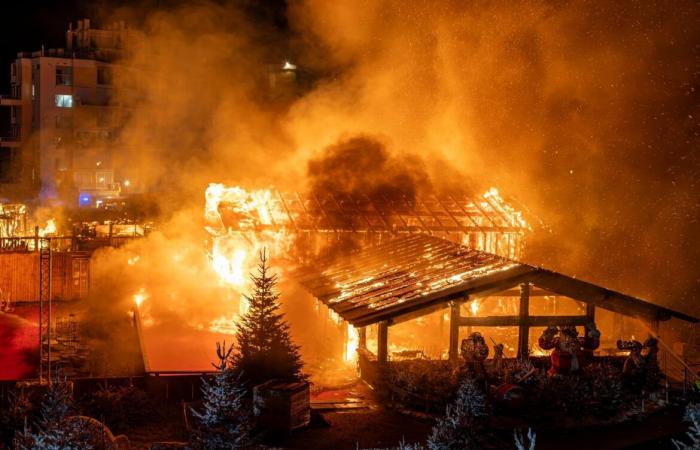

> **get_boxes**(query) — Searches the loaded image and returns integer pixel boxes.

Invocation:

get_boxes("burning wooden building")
[294,234,697,379]
[207,184,697,384]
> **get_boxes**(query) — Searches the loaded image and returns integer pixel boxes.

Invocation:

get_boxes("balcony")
[0,95,21,107]
[0,137,20,148]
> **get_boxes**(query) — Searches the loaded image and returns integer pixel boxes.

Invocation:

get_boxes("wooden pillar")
[449,300,462,364]
[358,326,367,350]
[377,321,389,364]
[517,283,530,359]
[586,303,596,323]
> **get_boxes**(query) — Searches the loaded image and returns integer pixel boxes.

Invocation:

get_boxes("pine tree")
[673,403,700,450]
[17,376,95,450]
[427,377,488,450]
[233,249,304,386]
[189,341,250,450]
[514,428,536,450]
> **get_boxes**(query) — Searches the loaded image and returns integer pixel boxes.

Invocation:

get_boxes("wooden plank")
[518,283,530,359]
[586,303,595,322]
[448,300,462,364]
[457,315,590,327]
[377,321,388,364]
[529,269,698,323]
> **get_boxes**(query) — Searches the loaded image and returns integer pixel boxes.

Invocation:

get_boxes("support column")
[517,283,530,360]
[358,326,367,350]
[449,300,462,364]
[377,321,389,364]
[586,303,596,323]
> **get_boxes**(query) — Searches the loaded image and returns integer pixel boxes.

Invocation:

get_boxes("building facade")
[0,19,133,207]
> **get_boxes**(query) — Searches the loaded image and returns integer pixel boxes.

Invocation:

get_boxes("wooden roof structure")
[294,234,697,328]
[215,189,528,237]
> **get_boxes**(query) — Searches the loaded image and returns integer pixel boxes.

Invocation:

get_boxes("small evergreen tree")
[17,375,94,450]
[514,428,536,450]
[427,377,488,450]
[189,341,250,450]
[673,403,700,450]
[233,250,304,386]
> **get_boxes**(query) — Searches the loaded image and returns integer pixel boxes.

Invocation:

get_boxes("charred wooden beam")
[586,303,595,322]
[480,288,558,297]
[448,299,464,364]
[377,321,389,364]
[457,315,590,327]
[517,283,530,360]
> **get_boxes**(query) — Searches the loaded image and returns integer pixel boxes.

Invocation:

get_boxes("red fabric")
[538,335,599,376]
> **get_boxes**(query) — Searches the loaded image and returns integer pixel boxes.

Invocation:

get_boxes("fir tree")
[514,428,536,450]
[427,377,488,450]
[233,249,304,386]
[17,375,95,450]
[673,403,700,450]
[189,341,250,450]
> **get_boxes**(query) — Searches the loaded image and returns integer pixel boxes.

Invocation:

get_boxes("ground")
[119,378,690,449]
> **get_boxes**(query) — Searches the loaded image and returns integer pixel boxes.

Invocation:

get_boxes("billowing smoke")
[76,0,699,374]
[307,135,430,204]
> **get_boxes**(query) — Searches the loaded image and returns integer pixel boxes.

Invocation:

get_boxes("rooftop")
[294,234,698,327]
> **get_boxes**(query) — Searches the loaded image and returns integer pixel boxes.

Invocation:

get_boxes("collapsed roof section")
[206,185,530,259]
[293,234,697,327]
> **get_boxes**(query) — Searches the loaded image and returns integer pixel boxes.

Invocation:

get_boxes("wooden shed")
[295,234,697,368]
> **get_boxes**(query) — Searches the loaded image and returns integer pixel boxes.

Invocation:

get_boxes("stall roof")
[294,234,698,327]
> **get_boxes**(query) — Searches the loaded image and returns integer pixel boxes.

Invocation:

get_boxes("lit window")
[55,94,73,108]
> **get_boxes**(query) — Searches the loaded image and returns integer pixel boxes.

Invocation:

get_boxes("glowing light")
[124,180,130,187]
[470,299,480,315]
[127,256,140,266]
[133,287,148,308]
[345,324,359,363]
[283,60,296,70]
[38,219,57,237]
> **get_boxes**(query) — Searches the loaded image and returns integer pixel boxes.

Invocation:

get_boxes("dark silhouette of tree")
[233,249,304,386]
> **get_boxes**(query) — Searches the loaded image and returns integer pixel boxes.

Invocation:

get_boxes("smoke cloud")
[78,0,699,372]
[307,135,430,204]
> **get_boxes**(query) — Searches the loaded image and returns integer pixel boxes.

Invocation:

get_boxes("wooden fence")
[0,251,90,302]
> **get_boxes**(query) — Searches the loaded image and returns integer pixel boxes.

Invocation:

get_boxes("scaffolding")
[38,237,52,382]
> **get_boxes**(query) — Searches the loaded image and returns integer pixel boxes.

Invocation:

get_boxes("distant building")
[0,19,134,207]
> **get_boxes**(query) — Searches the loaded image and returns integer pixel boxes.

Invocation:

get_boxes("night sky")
[0,1,698,316]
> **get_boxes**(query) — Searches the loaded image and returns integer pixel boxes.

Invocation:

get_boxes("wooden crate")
[253,379,310,432]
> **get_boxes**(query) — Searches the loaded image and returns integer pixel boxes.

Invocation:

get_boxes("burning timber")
[205,184,530,260]
[292,234,698,389]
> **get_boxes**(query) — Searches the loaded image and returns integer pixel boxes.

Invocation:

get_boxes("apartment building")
[0,19,133,207]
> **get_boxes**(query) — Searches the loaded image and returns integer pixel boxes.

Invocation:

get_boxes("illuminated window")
[55,94,73,108]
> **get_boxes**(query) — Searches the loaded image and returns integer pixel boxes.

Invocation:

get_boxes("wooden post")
[517,283,530,360]
[358,327,367,350]
[586,303,596,323]
[449,300,461,364]
[377,321,389,364]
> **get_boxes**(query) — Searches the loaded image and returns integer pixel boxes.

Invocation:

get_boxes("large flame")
[38,219,57,237]
[204,183,293,331]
